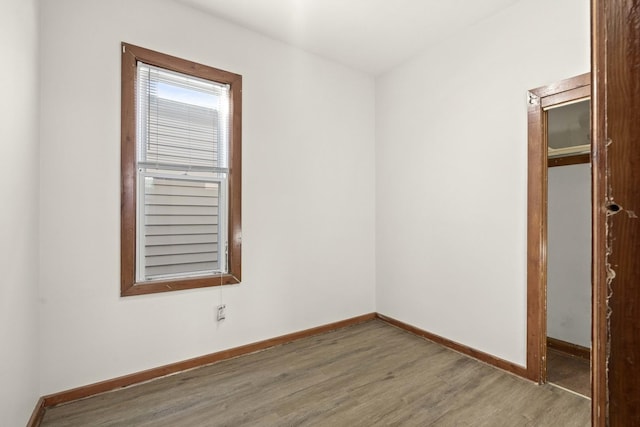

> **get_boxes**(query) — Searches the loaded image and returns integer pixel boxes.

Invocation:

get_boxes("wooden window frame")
[121,42,242,296]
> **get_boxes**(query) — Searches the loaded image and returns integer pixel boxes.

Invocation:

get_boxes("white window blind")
[136,62,230,281]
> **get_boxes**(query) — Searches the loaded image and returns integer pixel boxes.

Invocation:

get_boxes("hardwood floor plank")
[547,348,591,397]
[41,320,589,426]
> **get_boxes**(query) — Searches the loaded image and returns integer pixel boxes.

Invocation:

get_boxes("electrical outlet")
[217,304,226,321]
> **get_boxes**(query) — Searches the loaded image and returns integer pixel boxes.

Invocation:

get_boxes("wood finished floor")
[41,320,590,426]
[547,348,591,398]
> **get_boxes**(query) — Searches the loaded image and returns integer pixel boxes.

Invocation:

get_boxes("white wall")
[547,164,591,348]
[0,0,40,423]
[39,0,375,394]
[375,0,590,365]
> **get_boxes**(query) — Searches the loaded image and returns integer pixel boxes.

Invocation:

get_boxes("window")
[121,43,241,296]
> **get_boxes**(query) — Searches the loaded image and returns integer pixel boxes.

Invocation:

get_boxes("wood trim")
[593,0,640,424]
[376,314,529,379]
[527,89,547,383]
[540,85,590,109]
[547,337,591,361]
[120,42,137,295]
[529,73,591,98]
[591,0,607,424]
[120,42,242,297]
[527,73,591,385]
[41,313,376,408]
[26,397,45,427]
[548,153,590,168]
[121,273,241,297]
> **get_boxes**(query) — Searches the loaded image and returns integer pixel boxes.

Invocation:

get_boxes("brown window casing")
[121,42,241,296]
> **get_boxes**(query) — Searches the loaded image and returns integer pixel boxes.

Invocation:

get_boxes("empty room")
[2,0,639,426]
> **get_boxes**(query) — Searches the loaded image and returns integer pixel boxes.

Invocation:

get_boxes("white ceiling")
[176,0,523,75]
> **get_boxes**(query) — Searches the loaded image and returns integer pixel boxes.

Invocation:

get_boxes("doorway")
[525,73,592,392]
[546,98,591,397]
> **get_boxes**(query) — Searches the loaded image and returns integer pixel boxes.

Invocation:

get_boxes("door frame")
[526,73,591,385]
[592,0,640,423]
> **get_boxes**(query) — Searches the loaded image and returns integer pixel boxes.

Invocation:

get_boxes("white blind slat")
[137,63,230,170]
